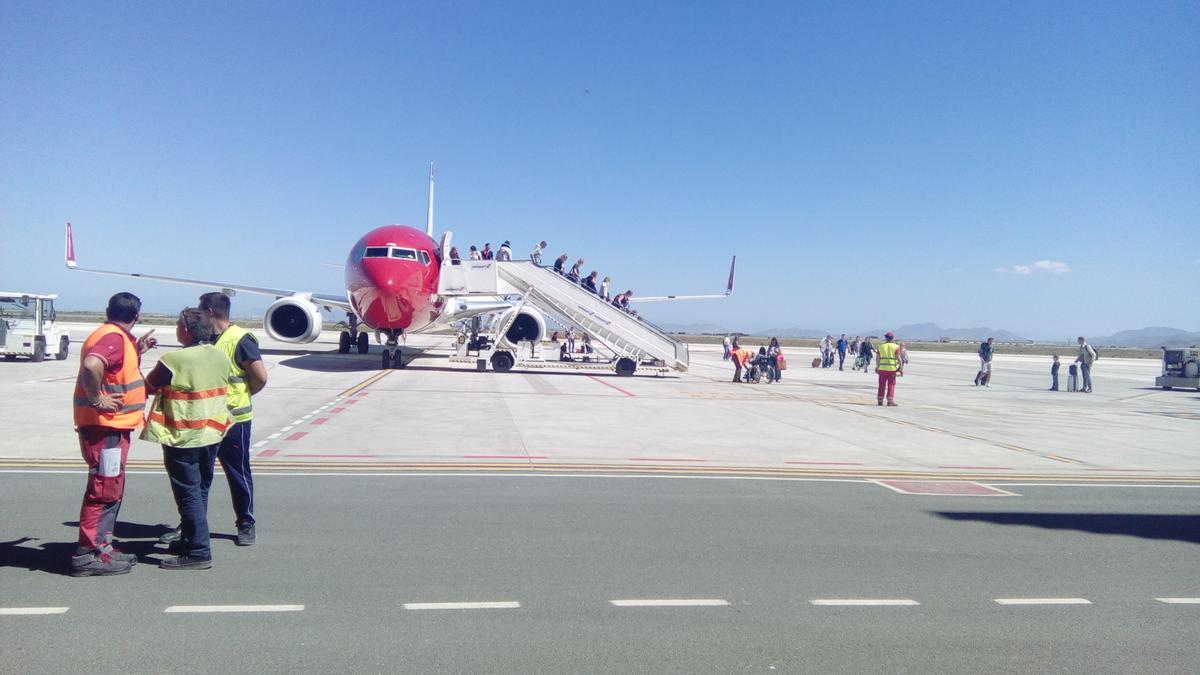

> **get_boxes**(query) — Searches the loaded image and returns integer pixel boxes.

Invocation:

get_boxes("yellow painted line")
[338,369,393,398]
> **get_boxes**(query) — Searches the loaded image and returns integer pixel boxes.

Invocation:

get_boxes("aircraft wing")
[630,255,736,303]
[64,223,352,312]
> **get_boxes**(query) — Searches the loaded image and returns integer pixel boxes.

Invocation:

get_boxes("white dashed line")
[279,426,294,433]
[0,607,69,615]
[403,602,520,610]
[266,433,281,440]
[301,414,313,420]
[164,605,305,613]
[1156,598,1200,604]
[811,599,919,606]
[291,419,305,425]
[610,599,729,607]
[252,441,268,448]
[994,598,1091,605]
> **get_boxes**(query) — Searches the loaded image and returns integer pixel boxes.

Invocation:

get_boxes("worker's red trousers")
[76,427,131,553]
[877,370,897,401]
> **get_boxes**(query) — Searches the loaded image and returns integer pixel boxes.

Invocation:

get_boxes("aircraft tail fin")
[65,222,77,268]
[425,162,435,237]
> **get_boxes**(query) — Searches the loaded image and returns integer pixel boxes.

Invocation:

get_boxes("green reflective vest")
[877,342,901,372]
[214,325,255,422]
[140,345,232,448]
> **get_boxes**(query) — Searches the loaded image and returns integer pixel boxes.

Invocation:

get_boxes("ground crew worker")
[160,293,267,548]
[142,308,232,570]
[70,292,157,577]
[731,345,754,382]
[875,331,902,406]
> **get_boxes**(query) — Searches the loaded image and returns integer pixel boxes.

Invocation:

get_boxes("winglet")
[725,255,736,296]
[65,222,77,269]
[425,162,435,238]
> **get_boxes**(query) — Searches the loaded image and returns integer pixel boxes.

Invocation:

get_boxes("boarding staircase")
[494,262,689,372]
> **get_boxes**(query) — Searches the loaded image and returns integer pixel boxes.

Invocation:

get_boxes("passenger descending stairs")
[494,262,689,372]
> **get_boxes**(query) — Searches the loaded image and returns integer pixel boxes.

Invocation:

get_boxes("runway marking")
[284,432,308,441]
[872,480,1020,497]
[586,375,636,397]
[266,433,281,440]
[937,466,1013,470]
[310,418,329,426]
[308,409,323,415]
[279,426,295,433]
[346,399,361,405]
[301,415,313,420]
[610,599,729,607]
[811,599,919,606]
[252,441,268,448]
[1084,468,1152,472]
[0,607,69,615]
[329,407,346,413]
[286,453,375,458]
[463,455,548,460]
[785,461,865,466]
[292,419,306,425]
[256,449,280,458]
[338,371,391,398]
[994,598,1091,605]
[629,457,708,462]
[403,602,520,610]
[164,604,305,613]
[1156,598,1200,604]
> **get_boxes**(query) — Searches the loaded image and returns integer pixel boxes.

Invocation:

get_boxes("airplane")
[65,166,734,370]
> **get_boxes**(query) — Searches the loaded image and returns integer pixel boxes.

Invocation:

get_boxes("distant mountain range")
[867,323,1029,343]
[1089,327,1200,348]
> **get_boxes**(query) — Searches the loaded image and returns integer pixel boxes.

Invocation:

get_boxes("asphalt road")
[1,472,1197,673]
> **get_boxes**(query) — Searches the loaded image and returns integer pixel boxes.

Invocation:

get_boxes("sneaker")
[71,552,132,577]
[235,523,256,547]
[887,401,899,407]
[158,525,182,544]
[159,555,212,570]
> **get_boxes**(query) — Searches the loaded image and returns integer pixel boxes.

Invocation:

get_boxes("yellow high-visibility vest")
[877,342,901,372]
[140,345,232,447]
[214,325,255,422]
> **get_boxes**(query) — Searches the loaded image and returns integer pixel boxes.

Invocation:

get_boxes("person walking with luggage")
[974,337,995,386]
[859,336,874,374]
[722,335,731,361]
[767,337,783,383]
[1075,336,1097,393]
[70,292,156,577]
[875,331,902,406]
[141,308,233,570]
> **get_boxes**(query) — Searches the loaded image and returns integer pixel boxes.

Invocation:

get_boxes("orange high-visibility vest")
[73,323,147,429]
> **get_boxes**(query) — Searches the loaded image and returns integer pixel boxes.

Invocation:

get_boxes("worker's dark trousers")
[733,364,742,382]
[837,350,846,370]
[217,421,255,527]
[163,443,220,560]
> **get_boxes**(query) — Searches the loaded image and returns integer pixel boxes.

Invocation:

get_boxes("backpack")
[1089,345,1099,361]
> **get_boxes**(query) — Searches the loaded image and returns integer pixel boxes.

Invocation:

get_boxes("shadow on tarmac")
[934,512,1200,545]
[0,522,234,576]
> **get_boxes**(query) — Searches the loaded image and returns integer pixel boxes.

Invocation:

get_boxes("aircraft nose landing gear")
[380,329,405,370]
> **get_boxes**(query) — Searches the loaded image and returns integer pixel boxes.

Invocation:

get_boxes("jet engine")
[497,306,547,348]
[264,296,323,343]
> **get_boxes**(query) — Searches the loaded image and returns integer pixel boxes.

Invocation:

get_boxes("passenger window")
[364,247,390,258]
[391,248,417,260]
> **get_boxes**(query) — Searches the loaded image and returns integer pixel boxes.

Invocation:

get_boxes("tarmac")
[3,322,1197,482]
[2,322,1198,672]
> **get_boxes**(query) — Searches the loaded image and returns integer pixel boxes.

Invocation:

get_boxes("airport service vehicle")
[66,167,732,373]
[0,292,69,362]
[1156,348,1200,390]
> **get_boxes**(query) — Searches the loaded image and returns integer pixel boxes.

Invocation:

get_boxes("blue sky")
[2,1,1197,339]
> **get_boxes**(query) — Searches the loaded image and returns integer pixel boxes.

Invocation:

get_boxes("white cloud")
[997,260,1069,275]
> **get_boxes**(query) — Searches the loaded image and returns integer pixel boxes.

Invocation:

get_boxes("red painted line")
[310,417,330,425]
[1084,468,1153,472]
[256,449,279,458]
[628,457,708,462]
[285,453,377,458]
[346,399,360,405]
[463,455,549,460]
[329,407,346,413]
[356,392,370,397]
[937,466,1014,470]
[285,432,308,441]
[586,375,636,397]
[785,461,865,466]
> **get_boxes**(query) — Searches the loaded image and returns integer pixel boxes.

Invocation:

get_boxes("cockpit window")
[418,251,430,265]
[364,247,390,258]
[391,248,417,260]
